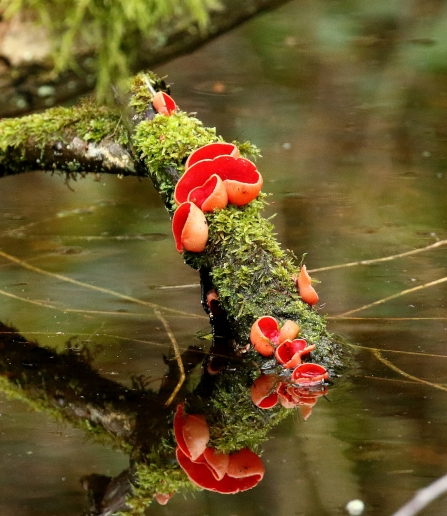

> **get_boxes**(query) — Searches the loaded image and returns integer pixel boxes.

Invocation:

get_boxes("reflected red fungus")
[292,363,329,385]
[203,447,230,480]
[174,155,262,207]
[227,448,265,479]
[152,91,176,115]
[174,404,210,461]
[155,492,175,505]
[275,338,316,368]
[275,382,297,409]
[176,447,264,494]
[188,174,228,212]
[172,202,208,253]
[250,374,279,409]
[185,142,239,170]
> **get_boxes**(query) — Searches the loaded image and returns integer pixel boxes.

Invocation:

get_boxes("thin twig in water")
[154,308,185,406]
[309,239,447,273]
[391,472,447,516]
[0,249,207,320]
[334,276,447,318]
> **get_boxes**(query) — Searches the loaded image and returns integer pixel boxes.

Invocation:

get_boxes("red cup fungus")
[185,142,240,170]
[250,374,280,409]
[295,265,319,306]
[174,404,210,461]
[155,492,175,505]
[174,404,264,493]
[174,155,263,208]
[172,202,208,253]
[188,174,228,212]
[278,319,300,343]
[291,363,329,386]
[250,316,300,356]
[152,91,176,115]
[176,447,264,494]
[275,338,316,369]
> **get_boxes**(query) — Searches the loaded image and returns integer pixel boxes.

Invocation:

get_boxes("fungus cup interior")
[188,174,228,212]
[152,91,176,115]
[257,316,280,343]
[275,339,315,368]
[185,142,239,170]
[292,363,329,385]
[174,155,262,206]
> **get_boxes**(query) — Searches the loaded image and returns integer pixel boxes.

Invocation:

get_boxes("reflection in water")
[0,277,331,514]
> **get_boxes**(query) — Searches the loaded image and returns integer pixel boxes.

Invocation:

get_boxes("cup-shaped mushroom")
[227,448,265,480]
[275,339,316,369]
[278,320,300,344]
[250,374,279,409]
[187,174,228,212]
[203,447,230,481]
[214,156,263,206]
[296,265,319,306]
[291,363,329,386]
[155,492,175,505]
[176,447,263,493]
[172,202,208,253]
[173,404,210,461]
[250,316,280,356]
[174,155,262,207]
[152,91,176,115]
[275,382,298,409]
[185,142,239,170]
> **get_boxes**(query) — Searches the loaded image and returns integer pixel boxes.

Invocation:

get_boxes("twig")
[154,308,185,406]
[334,276,447,318]
[309,239,447,273]
[391,472,447,516]
[0,249,207,320]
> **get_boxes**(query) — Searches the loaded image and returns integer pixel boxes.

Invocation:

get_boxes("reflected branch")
[0,249,207,320]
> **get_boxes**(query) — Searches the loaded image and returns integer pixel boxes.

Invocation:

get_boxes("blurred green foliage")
[0,0,221,100]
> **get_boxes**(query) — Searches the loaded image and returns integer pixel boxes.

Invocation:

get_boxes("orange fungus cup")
[152,91,176,115]
[275,339,316,369]
[172,202,208,253]
[173,404,210,461]
[250,374,280,409]
[174,155,263,208]
[296,265,319,306]
[173,404,264,493]
[188,174,228,212]
[250,317,300,357]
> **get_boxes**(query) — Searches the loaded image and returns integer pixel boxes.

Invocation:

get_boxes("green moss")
[1,0,221,100]
[0,100,127,150]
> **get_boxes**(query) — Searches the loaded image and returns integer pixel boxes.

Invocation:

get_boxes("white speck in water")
[422,150,431,157]
[282,142,292,150]
[346,499,365,515]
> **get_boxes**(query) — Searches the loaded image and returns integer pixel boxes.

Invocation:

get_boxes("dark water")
[1,1,447,514]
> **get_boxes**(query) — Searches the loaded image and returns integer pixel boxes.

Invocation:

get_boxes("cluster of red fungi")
[151,91,330,503]
[152,90,263,252]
